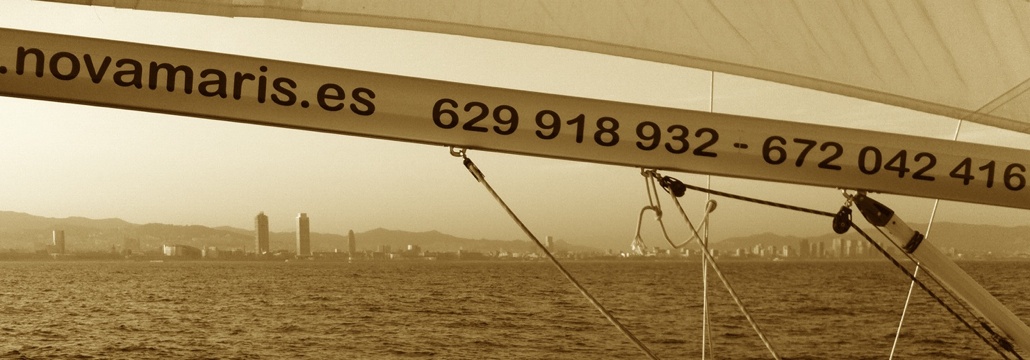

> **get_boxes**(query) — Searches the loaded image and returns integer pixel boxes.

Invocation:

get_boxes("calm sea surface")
[2,260,1030,359]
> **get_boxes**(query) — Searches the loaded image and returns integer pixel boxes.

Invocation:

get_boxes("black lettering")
[232,71,256,100]
[317,83,345,111]
[149,62,194,94]
[83,55,111,84]
[350,87,375,115]
[270,77,297,106]
[16,47,45,77]
[49,52,80,81]
[198,69,228,98]
[113,59,143,88]
[256,66,268,103]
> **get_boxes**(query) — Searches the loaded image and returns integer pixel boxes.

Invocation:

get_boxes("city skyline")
[15,206,1025,259]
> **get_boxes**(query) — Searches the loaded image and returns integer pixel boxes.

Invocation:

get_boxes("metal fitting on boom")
[853,192,925,253]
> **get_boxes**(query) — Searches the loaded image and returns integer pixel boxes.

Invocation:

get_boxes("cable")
[453,149,662,360]
[661,174,1020,359]
[642,170,782,360]
[892,117,965,359]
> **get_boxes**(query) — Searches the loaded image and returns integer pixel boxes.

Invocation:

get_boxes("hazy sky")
[2,1,1028,251]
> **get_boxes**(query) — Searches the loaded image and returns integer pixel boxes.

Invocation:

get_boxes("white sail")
[45,0,1030,135]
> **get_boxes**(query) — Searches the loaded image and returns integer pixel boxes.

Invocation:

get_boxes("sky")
[1,1,1028,252]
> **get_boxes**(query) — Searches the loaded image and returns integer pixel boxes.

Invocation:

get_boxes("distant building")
[296,213,310,257]
[798,239,810,258]
[203,246,221,258]
[162,244,201,258]
[546,236,554,251]
[255,212,269,255]
[50,230,65,255]
[348,230,356,255]
[402,244,423,258]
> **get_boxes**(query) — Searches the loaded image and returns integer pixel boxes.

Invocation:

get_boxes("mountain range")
[0,211,597,254]
[1,210,1028,256]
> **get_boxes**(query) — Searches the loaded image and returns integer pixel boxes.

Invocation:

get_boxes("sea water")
[1,260,1028,359]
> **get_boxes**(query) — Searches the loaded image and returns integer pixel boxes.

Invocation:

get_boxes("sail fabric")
[44,0,1030,135]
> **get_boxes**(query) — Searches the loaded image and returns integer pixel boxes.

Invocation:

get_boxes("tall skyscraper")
[51,230,65,254]
[831,238,843,258]
[348,230,356,255]
[296,213,310,256]
[255,212,269,255]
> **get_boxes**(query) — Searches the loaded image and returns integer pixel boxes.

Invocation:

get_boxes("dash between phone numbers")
[431,98,719,157]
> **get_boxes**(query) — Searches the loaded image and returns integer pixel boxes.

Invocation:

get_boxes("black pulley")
[832,206,852,234]
[659,176,687,198]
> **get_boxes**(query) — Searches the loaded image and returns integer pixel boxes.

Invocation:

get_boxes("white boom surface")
[1,28,1028,210]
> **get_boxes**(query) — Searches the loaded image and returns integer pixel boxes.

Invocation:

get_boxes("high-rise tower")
[255,212,269,255]
[51,230,65,254]
[296,213,310,256]
[348,230,356,255]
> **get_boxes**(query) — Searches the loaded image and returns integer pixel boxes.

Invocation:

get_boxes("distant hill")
[346,228,596,254]
[0,211,597,254]
[2,210,1027,256]
[0,211,133,231]
[713,232,807,251]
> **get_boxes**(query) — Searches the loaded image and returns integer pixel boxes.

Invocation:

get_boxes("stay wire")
[641,170,781,360]
[454,150,662,360]
[867,226,1021,360]
[663,174,1019,359]
[668,190,781,360]
[639,170,718,356]
[893,118,965,359]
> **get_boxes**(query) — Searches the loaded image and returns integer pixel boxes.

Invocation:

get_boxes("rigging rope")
[704,71,716,360]
[891,118,965,359]
[451,145,1019,359]
[866,225,1022,360]
[451,148,661,360]
[889,265,920,360]
[639,169,782,360]
[662,174,1021,359]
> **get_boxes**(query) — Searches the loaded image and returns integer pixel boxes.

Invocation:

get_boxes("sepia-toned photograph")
[2,1,1030,359]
